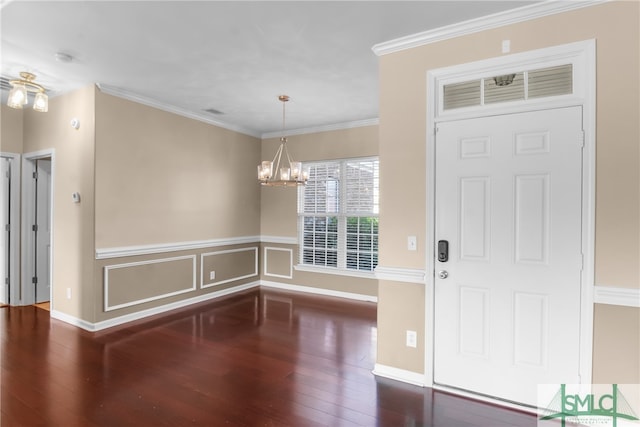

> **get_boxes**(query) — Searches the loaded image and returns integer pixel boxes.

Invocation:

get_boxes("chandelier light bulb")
[290,162,302,180]
[33,92,49,112]
[7,84,28,109]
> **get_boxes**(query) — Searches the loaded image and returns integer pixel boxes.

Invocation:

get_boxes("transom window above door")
[443,64,573,111]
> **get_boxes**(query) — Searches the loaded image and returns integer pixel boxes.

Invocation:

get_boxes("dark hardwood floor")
[1,289,538,426]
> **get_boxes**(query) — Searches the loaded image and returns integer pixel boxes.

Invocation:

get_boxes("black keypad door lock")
[438,240,449,262]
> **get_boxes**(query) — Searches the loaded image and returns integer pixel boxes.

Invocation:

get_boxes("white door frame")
[1,152,21,305]
[424,40,596,404]
[22,149,55,308]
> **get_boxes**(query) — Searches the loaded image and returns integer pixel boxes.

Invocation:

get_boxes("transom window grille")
[443,64,573,110]
[298,157,379,272]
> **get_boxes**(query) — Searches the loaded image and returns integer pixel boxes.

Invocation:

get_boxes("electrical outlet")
[209,271,216,281]
[66,288,71,300]
[406,330,417,348]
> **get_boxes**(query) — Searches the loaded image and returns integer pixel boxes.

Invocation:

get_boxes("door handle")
[438,240,449,262]
[438,270,449,279]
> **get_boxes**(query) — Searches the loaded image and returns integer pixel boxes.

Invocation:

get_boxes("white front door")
[35,158,52,303]
[433,106,583,406]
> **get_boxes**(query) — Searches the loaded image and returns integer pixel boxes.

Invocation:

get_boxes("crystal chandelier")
[7,71,48,112]
[257,95,308,187]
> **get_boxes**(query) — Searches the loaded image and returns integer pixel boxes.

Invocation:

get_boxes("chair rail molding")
[374,266,426,284]
[594,286,640,308]
[96,236,261,259]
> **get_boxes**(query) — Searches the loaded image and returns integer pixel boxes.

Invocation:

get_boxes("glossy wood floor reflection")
[1,289,538,426]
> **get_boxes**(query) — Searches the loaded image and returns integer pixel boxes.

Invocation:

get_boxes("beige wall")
[22,85,97,320]
[0,104,24,153]
[593,304,640,385]
[259,125,379,296]
[377,1,640,380]
[91,90,264,322]
[94,91,261,248]
[14,86,265,324]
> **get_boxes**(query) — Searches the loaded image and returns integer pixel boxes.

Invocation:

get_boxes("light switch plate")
[407,236,417,251]
[406,330,417,348]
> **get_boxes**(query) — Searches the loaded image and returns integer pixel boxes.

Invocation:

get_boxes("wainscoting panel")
[201,247,258,288]
[104,255,197,312]
[264,246,293,279]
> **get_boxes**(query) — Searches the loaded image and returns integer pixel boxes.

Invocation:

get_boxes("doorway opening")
[22,150,54,309]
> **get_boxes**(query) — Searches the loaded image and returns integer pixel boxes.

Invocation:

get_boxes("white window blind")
[345,159,379,215]
[298,157,379,272]
[298,162,340,214]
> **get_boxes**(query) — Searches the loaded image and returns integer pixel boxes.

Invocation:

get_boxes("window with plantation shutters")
[298,157,379,273]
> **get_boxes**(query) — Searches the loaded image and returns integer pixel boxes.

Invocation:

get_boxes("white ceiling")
[1,0,537,137]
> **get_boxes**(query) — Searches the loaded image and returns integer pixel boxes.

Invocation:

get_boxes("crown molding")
[97,83,378,140]
[372,0,609,56]
[261,118,379,140]
[96,83,262,138]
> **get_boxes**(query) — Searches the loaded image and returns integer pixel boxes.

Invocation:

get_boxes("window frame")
[295,156,379,278]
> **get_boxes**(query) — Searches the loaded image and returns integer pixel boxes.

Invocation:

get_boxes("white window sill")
[294,264,376,279]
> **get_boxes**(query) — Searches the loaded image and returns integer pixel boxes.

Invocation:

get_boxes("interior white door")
[1,158,10,305]
[433,107,583,407]
[35,158,52,304]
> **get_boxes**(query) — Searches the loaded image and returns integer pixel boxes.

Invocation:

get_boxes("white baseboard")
[260,280,377,303]
[51,279,375,332]
[52,281,260,332]
[372,363,427,387]
[50,309,97,331]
